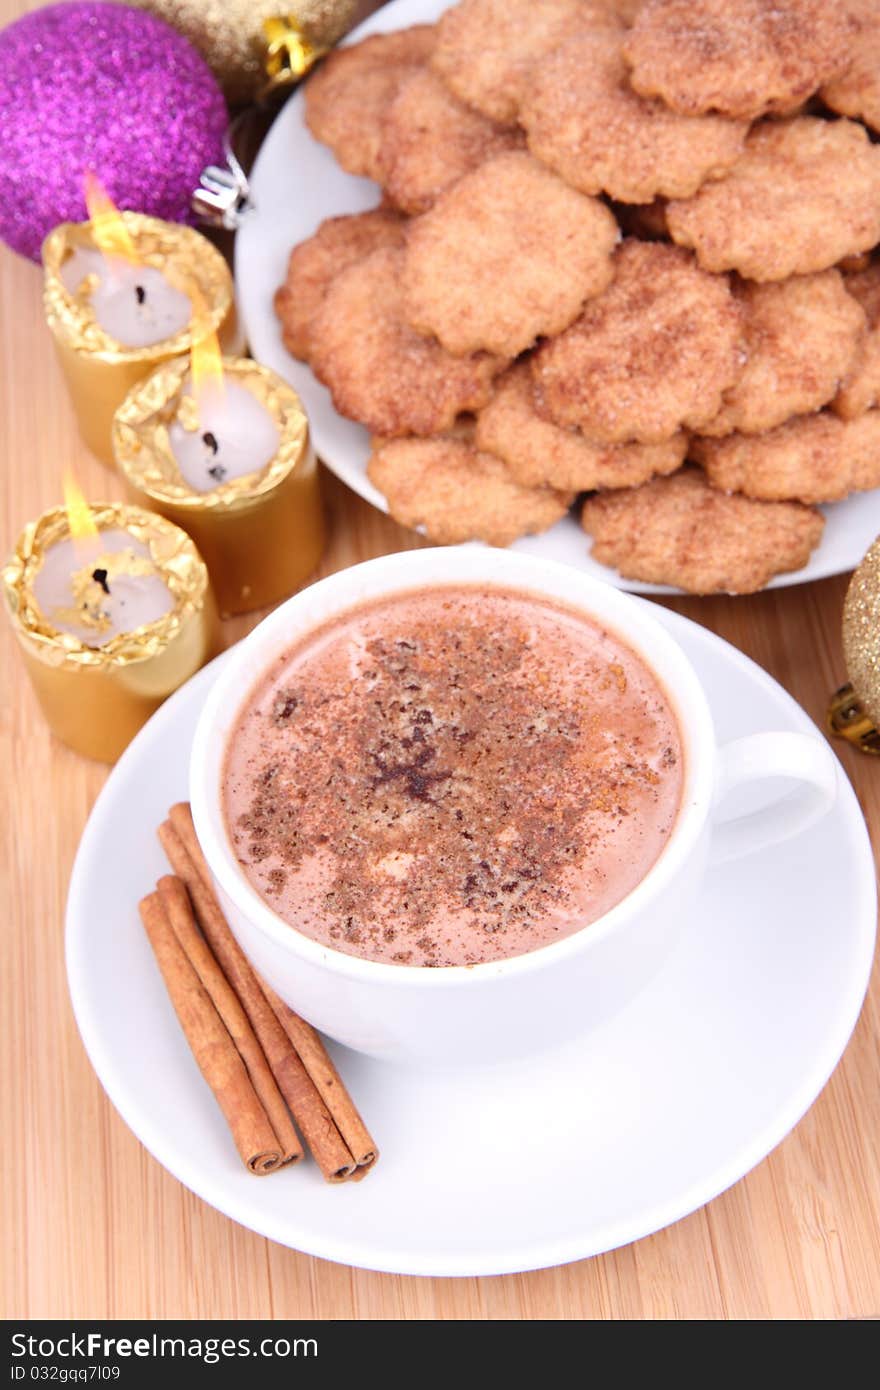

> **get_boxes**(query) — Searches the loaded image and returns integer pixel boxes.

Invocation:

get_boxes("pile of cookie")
[274,0,880,594]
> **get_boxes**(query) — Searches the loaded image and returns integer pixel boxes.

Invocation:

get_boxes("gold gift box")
[3,505,219,764]
[113,357,325,617]
[42,213,239,466]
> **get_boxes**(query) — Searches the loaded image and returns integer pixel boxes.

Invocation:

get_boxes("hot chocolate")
[223,585,683,967]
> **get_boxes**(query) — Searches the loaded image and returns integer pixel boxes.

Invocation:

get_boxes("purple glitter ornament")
[0,2,228,260]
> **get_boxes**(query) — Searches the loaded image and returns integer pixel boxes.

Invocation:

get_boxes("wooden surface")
[2,4,879,1324]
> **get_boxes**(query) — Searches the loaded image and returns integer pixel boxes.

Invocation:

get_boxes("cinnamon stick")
[158,819,358,1182]
[138,891,283,1175]
[168,803,378,1173]
[261,983,377,1173]
[168,801,221,890]
[156,875,303,1168]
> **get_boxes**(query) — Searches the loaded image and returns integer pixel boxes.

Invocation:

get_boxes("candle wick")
[202,431,219,456]
[91,567,111,594]
[135,284,146,306]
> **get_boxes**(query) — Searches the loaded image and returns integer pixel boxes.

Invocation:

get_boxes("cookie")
[274,208,405,362]
[520,27,746,204]
[606,0,646,20]
[581,468,824,593]
[309,247,503,437]
[699,270,866,437]
[821,0,880,132]
[667,118,880,282]
[833,263,880,420]
[623,0,853,119]
[367,431,573,545]
[692,410,880,504]
[474,362,686,490]
[304,26,435,179]
[429,0,607,126]
[531,241,744,443]
[402,151,618,357]
[377,68,521,215]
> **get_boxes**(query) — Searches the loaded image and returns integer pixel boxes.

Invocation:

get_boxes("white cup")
[190,547,838,1064]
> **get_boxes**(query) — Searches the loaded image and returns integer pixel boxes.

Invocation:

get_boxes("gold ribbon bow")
[262,15,330,91]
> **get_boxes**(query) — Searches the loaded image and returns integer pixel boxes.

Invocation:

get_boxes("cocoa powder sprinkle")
[224,588,682,967]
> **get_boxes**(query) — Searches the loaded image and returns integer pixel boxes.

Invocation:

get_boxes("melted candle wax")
[32,529,174,648]
[61,246,191,349]
[168,376,281,493]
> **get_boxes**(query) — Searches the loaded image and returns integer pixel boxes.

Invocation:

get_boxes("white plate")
[234,0,880,596]
[66,603,876,1277]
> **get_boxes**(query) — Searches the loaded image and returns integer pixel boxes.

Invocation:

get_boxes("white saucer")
[234,0,880,595]
[66,604,876,1276]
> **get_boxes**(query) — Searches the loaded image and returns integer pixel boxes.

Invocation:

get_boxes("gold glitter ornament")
[127,1,363,104]
[828,535,880,754]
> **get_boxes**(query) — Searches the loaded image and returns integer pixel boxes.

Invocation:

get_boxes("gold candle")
[112,355,325,617]
[3,501,219,764]
[42,208,238,467]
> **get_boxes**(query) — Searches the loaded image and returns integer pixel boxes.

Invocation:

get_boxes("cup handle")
[709,732,838,865]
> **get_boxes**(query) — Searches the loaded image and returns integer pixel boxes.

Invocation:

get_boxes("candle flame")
[191,328,225,399]
[63,470,100,551]
[83,170,139,266]
[190,288,225,405]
